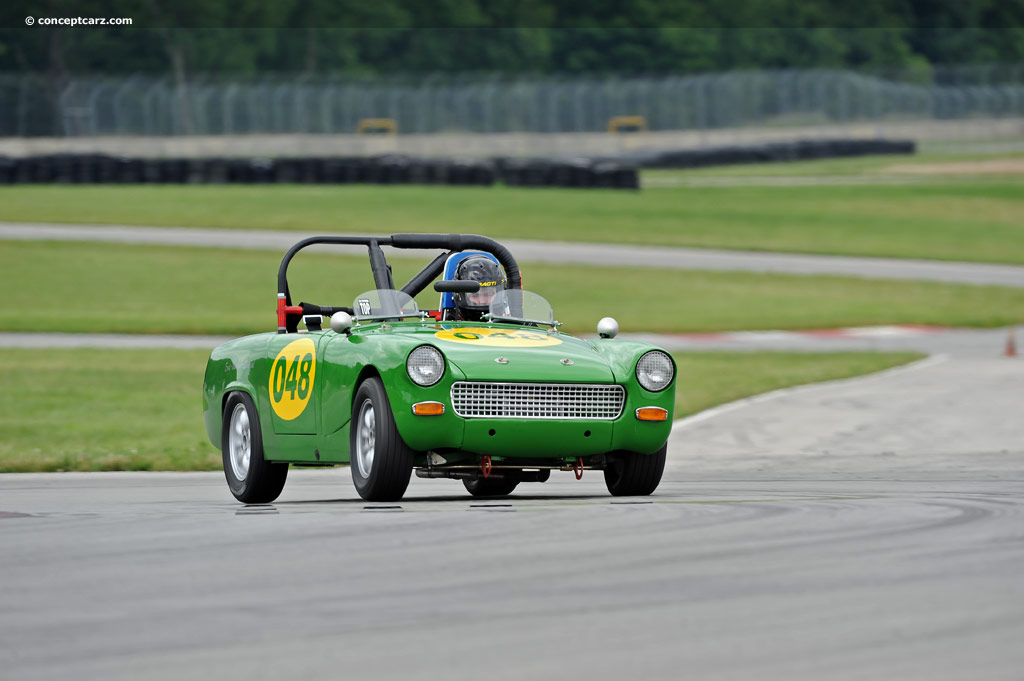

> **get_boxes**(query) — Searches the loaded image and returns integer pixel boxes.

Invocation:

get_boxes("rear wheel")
[222,392,288,503]
[603,444,667,497]
[350,377,414,501]
[463,472,520,497]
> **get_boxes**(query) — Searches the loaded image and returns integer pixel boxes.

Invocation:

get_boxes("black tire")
[463,472,520,497]
[603,444,667,497]
[222,392,288,503]
[350,377,415,501]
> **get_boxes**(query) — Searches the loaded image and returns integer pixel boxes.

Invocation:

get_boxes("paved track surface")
[2,357,1022,681]
[4,221,1024,287]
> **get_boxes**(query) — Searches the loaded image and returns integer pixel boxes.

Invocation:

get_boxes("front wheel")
[350,377,414,501]
[222,392,288,503]
[603,444,667,497]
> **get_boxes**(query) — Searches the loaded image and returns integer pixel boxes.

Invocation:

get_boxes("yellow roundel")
[433,327,562,347]
[268,338,317,420]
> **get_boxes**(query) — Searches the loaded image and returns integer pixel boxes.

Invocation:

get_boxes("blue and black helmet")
[454,255,506,320]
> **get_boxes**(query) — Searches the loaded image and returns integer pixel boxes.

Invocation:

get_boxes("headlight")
[407,345,445,386]
[636,351,674,392]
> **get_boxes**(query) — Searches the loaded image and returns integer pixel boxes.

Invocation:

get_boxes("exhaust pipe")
[415,468,551,482]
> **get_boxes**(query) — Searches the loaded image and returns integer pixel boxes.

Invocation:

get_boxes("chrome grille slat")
[450,382,625,420]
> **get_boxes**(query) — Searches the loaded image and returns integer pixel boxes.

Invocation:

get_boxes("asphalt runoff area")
[2,356,1022,681]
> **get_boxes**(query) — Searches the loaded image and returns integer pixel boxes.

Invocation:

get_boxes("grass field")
[0,157,988,473]
[0,348,922,473]
[3,240,1023,336]
[1,175,1023,264]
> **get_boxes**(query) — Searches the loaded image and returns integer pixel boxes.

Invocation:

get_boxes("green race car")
[202,234,676,503]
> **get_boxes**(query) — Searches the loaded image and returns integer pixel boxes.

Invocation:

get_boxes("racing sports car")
[202,234,676,502]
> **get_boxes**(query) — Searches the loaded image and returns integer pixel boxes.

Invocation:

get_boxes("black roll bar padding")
[276,234,525,330]
[388,233,522,292]
[300,303,353,317]
[286,303,354,334]
[400,251,452,298]
[277,235,398,304]
[434,280,480,293]
[367,239,394,292]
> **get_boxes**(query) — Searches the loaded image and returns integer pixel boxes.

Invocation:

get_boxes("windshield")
[352,289,421,321]
[488,290,558,327]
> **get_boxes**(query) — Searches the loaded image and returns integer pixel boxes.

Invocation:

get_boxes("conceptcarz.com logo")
[26,16,134,26]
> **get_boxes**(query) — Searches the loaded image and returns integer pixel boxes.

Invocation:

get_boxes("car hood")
[406,323,615,383]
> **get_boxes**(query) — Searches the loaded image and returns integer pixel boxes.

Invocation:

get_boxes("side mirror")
[597,317,619,339]
[331,311,353,335]
[434,280,481,293]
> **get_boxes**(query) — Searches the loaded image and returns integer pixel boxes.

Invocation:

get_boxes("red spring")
[573,457,584,480]
[481,455,492,478]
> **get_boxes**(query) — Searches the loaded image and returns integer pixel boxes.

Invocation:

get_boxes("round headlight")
[636,351,674,392]
[407,345,445,387]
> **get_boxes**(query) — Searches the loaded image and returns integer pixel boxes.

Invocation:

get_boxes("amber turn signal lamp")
[635,407,668,421]
[412,401,445,416]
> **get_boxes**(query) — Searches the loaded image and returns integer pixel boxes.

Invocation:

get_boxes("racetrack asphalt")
[2,356,1022,681]
[4,221,1024,287]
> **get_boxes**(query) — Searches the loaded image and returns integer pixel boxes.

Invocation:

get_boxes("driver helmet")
[453,255,506,321]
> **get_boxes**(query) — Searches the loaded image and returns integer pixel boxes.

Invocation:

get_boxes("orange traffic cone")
[1006,328,1018,357]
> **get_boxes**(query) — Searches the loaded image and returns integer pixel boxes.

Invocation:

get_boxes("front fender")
[587,338,673,385]
[319,334,467,453]
[589,338,677,453]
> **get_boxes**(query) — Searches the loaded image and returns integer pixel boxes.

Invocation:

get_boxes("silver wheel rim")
[228,403,251,481]
[355,399,376,479]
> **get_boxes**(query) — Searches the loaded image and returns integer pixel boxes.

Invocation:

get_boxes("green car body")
[203,234,675,502]
[203,320,674,464]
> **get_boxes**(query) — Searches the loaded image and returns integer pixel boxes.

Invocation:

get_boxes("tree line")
[1,0,1023,79]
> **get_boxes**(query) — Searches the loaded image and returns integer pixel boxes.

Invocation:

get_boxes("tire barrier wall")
[495,158,640,189]
[619,138,915,169]
[0,155,497,187]
[0,139,911,188]
[0,153,640,190]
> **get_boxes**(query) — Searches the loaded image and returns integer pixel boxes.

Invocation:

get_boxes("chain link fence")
[2,67,1024,138]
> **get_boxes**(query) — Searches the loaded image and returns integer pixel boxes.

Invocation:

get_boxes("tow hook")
[573,457,584,480]
[481,455,493,478]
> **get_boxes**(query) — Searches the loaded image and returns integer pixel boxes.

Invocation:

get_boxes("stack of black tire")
[0,139,912,188]
[0,154,499,187]
[620,138,914,169]
[0,153,643,189]
[494,157,640,189]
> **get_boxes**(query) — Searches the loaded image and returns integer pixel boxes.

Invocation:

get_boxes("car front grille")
[450,382,625,420]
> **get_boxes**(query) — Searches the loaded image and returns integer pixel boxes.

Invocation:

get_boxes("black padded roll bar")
[277,236,387,306]
[276,233,524,333]
[367,240,395,292]
[389,233,522,292]
[400,251,453,298]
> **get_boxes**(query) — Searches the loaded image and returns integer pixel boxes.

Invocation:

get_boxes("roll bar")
[276,233,523,333]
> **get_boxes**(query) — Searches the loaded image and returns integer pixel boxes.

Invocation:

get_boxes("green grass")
[3,241,1024,336]
[0,349,220,472]
[2,176,1023,263]
[0,348,922,473]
